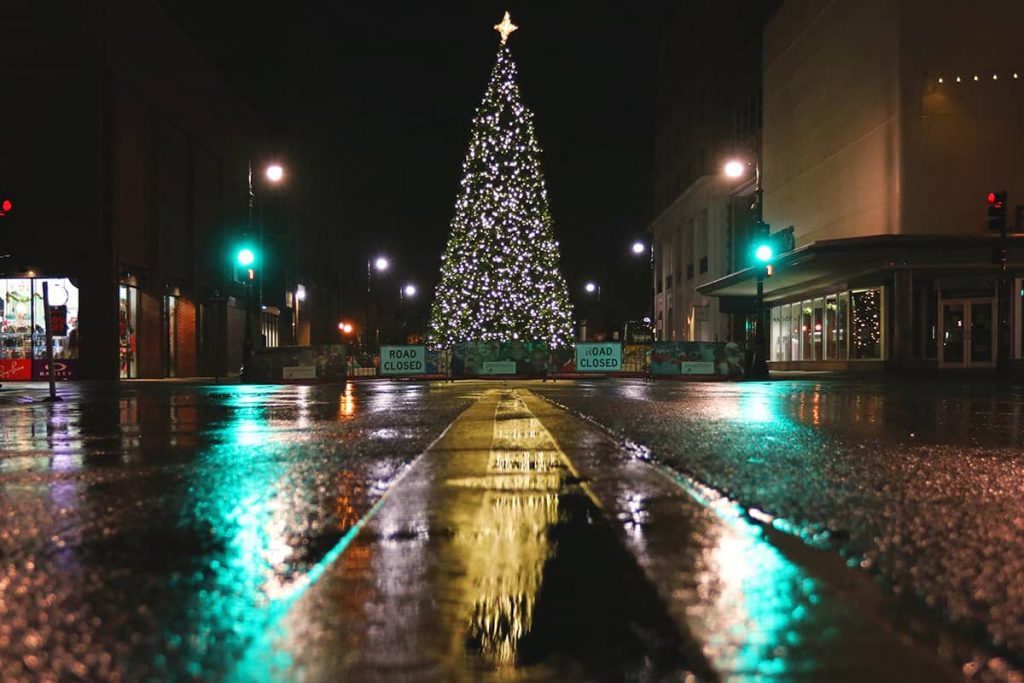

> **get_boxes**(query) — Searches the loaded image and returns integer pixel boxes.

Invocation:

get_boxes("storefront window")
[771,306,782,361]
[0,278,80,381]
[812,298,824,360]
[119,285,138,378]
[851,288,882,359]
[836,292,849,360]
[800,301,813,359]
[165,295,178,378]
[33,279,79,360]
[1,279,35,363]
[261,310,279,349]
[825,295,837,360]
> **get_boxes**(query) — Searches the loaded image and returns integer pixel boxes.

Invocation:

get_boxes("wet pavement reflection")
[533,378,1024,676]
[0,382,474,681]
[256,389,707,681]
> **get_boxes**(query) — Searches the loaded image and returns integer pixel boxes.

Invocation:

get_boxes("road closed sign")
[380,345,427,375]
[575,342,622,372]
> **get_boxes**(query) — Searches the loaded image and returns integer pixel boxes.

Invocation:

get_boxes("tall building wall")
[763,0,1024,245]
[762,0,902,245]
[900,0,1024,236]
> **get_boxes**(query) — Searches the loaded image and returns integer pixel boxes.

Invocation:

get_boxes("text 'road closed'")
[380,345,427,375]
[575,342,622,372]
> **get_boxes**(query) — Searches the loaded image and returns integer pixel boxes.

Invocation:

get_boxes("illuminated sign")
[380,345,426,375]
[575,342,622,372]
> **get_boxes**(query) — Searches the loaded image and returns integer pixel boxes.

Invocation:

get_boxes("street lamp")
[367,255,391,348]
[584,281,601,299]
[265,164,284,183]
[723,154,770,380]
[402,283,417,299]
[631,241,646,255]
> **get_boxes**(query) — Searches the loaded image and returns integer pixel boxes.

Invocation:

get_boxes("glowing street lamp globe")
[631,241,645,255]
[403,284,417,297]
[724,160,746,179]
[265,164,284,183]
[585,282,597,294]
[374,257,390,272]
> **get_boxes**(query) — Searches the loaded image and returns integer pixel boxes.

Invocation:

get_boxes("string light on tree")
[429,12,574,347]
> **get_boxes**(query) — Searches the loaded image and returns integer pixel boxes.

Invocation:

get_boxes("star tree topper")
[494,11,518,45]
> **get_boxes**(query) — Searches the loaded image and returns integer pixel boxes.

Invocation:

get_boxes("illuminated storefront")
[698,236,1024,372]
[769,288,882,362]
[119,284,139,378]
[0,277,80,380]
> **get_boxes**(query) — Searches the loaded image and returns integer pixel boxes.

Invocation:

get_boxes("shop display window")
[1,278,80,380]
[769,289,877,363]
[0,279,35,360]
[120,285,138,378]
[851,288,882,359]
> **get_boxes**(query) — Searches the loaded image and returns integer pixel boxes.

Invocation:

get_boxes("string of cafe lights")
[935,71,1020,84]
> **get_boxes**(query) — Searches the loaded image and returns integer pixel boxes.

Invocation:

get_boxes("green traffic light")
[755,244,773,263]
[237,248,255,267]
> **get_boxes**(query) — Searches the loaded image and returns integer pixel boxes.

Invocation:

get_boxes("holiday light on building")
[429,13,574,347]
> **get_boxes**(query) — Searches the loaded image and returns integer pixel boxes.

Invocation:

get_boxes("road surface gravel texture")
[533,377,1024,678]
[0,377,1022,681]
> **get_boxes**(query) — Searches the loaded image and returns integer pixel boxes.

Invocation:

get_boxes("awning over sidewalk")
[696,234,1024,301]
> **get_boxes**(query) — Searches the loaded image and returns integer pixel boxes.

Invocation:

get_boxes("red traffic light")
[0,199,11,216]
[987,191,1003,208]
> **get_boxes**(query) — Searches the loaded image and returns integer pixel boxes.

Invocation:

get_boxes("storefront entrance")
[939,298,996,367]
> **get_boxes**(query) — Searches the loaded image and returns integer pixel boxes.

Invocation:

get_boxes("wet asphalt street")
[1,377,1023,681]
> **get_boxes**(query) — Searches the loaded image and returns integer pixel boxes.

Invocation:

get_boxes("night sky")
[161,1,671,329]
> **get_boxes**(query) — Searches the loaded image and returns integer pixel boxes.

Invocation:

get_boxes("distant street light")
[338,321,354,335]
[631,241,646,255]
[265,164,284,183]
[585,282,597,293]
[724,159,747,179]
[403,284,417,298]
[367,255,392,348]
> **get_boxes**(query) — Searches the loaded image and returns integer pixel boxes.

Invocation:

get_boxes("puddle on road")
[250,389,709,681]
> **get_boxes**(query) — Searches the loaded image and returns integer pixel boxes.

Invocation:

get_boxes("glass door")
[938,299,995,367]
[969,301,995,365]
[940,302,965,366]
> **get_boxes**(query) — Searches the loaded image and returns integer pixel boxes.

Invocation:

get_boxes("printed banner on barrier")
[452,341,555,377]
[575,342,622,372]
[650,341,744,377]
[380,345,427,375]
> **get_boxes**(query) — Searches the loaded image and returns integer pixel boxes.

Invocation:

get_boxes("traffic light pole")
[997,227,1011,373]
[240,162,255,383]
[751,274,769,379]
[749,160,770,380]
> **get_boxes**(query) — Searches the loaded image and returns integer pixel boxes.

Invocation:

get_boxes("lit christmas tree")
[429,12,574,347]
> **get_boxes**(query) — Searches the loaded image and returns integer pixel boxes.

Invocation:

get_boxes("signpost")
[575,341,622,372]
[380,345,427,376]
[42,282,59,400]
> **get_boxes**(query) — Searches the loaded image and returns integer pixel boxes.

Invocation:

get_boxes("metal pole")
[42,282,58,400]
[240,161,255,382]
[751,275,769,379]
[997,229,1011,373]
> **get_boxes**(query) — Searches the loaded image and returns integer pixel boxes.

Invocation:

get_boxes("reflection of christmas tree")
[851,289,880,358]
[429,13,574,347]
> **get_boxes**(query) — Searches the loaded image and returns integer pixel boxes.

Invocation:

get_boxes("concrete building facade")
[656,0,1024,371]
[1,0,338,381]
